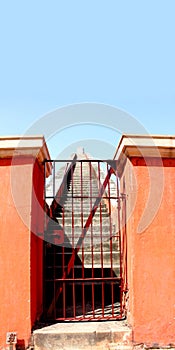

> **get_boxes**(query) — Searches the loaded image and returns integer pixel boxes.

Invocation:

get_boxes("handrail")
[50,154,77,218]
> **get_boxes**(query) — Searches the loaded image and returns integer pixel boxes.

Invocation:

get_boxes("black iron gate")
[43,157,127,321]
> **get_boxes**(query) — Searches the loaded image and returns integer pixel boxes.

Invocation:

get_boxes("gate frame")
[43,158,127,321]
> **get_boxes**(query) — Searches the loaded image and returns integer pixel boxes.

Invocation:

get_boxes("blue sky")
[0,0,175,158]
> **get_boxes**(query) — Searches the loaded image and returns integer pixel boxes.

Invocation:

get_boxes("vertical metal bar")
[71,163,76,318]
[52,161,56,320]
[107,162,114,317]
[62,192,66,319]
[115,169,123,318]
[44,160,46,231]
[53,244,56,319]
[121,191,127,318]
[89,161,95,317]
[43,242,46,320]
[53,161,55,198]
[98,161,104,317]
[124,193,127,292]
[62,281,66,320]
[80,161,85,317]
[43,161,46,319]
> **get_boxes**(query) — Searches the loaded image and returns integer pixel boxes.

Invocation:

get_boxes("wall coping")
[0,135,52,177]
[114,134,175,175]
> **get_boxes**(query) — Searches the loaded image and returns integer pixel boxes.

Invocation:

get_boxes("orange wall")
[123,157,175,346]
[0,157,44,348]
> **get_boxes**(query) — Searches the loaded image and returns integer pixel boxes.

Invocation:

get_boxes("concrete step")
[33,321,132,350]
[67,186,100,190]
[73,263,120,275]
[48,220,112,230]
[62,237,114,247]
[63,204,109,211]
[58,200,109,211]
[84,241,119,251]
[60,209,109,217]
[60,212,110,220]
[62,225,112,232]
[47,264,120,275]
[78,251,120,264]
[62,230,113,236]
[46,241,119,252]
[68,181,99,185]
[59,218,111,227]
[62,210,109,217]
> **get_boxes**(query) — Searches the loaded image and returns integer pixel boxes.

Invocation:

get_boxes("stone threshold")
[33,320,132,350]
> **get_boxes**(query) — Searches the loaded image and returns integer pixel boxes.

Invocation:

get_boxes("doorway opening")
[43,153,127,321]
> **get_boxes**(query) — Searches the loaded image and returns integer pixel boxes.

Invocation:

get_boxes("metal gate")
[43,156,127,321]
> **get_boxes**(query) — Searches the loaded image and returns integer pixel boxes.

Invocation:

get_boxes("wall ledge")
[0,135,52,177]
[114,134,175,176]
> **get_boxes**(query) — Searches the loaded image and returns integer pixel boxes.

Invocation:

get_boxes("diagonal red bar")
[47,165,115,316]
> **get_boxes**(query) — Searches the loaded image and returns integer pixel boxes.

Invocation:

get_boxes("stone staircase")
[54,158,120,275]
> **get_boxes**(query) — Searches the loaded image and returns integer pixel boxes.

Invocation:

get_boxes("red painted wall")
[122,157,175,346]
[0,157,44,348]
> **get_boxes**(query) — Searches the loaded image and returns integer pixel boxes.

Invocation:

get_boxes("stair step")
[46,264,120,273]
[33,321,132,350]
[73,264,120,274]
[58,220,111,227]
[79,252,119,257]
[62,205,109,211]
[62,208,109,213]
[61,211,110,217]
[62,227,112,234]
[76,259,120,265]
